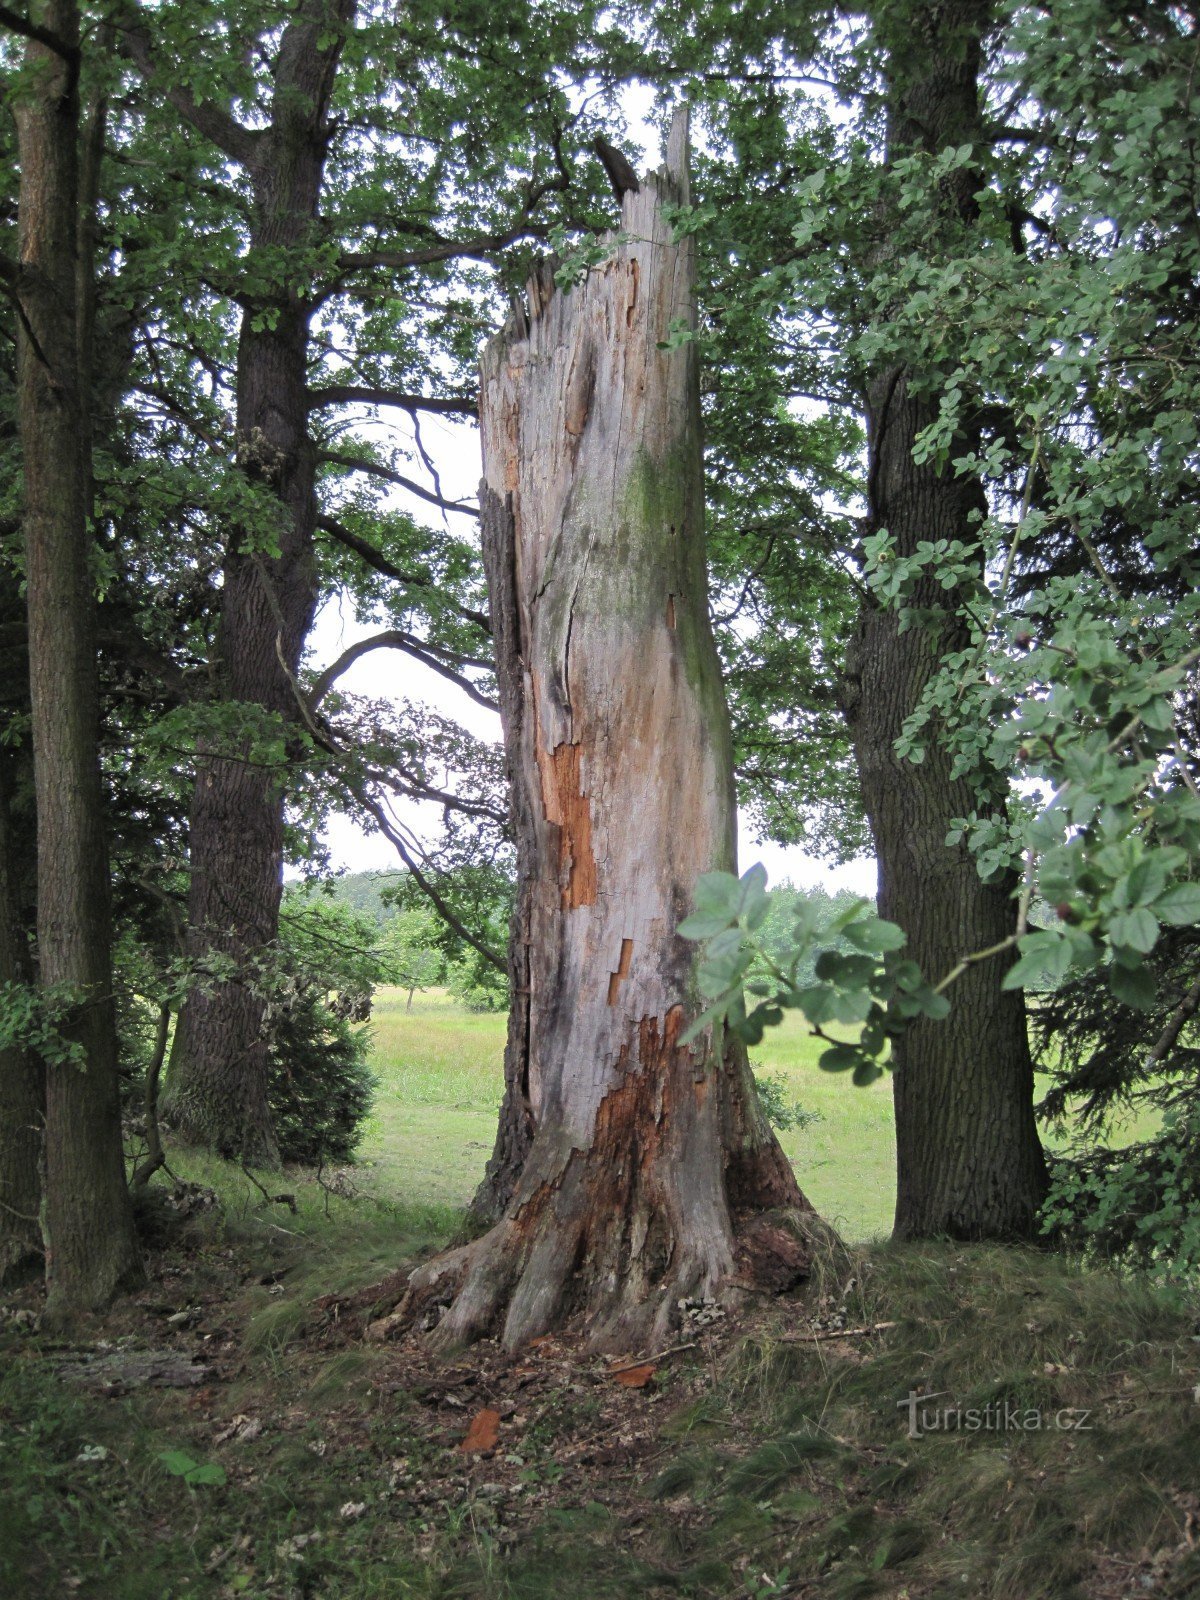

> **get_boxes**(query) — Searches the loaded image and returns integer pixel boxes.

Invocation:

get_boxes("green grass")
[5,990,1195,1600]
[358,988,896,1240]
[355,988,1163,1244]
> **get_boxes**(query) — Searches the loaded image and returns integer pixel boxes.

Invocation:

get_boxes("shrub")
[268,991,375,1166]
[1040,1110,1200,1277]
[754,1071,823,1134]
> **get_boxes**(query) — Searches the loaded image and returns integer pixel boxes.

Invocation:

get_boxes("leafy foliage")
[679,865,945,1087]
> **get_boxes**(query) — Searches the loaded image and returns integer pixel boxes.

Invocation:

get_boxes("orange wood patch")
[459,1407,502,1452]
[611,1364,657,1389]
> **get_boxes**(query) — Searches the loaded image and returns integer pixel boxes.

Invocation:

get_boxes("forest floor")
[0,996,1189,1600]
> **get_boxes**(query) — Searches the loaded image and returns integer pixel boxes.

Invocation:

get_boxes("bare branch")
[308,628,498,715]
[335,224,549,275]
[1144,973,1200,1074]
[318,448,479,519]
[315,513,491,635]
[353,789,505,972]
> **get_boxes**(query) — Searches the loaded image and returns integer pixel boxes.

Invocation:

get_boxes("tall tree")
[0,753,41,1282]
[6,0,142,1314]
[840,0,1046,1238]
[406,115,820,1352]
[119,0,356,1163]
[116,0,627,1163]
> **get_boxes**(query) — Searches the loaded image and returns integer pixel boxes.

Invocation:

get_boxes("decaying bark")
[407,112,824,1355]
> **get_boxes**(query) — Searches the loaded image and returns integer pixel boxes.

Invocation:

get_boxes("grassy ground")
[4,1200,1199,1600]
[2,992,1195,1600]
[358,990,896,1240]
[355,988,1158,1243]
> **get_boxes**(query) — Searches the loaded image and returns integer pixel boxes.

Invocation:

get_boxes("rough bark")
[413,113,822,1354]
[0,759,42,1282]
[842,1,1047,1240]
[163,1,354,1164]
[15,0,143,1316]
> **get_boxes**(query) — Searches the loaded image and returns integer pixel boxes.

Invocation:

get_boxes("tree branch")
[352,789,505,972]
[318,448,479,519]
[315,513,491,635]
[308,629,498,714]
[336,224,549,275]
[0,3,79,67]
[307,384,477,417]
[115,13,261,168]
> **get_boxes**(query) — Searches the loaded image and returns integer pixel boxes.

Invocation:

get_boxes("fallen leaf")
[339,1501,367,1520]
[612,1364,657,1389]
[459,1407,501,1453]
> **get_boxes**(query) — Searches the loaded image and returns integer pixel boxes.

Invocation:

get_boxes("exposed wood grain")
[415,111,827,1354]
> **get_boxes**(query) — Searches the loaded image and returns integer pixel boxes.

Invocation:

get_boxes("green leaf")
[796,985,838,1026]
[842,916,907,954]
[1110,962,1156,1010]
[1109,906,1159,955]
[1124,856,1170,906]
[832,988,874,1025]
[731,863,771,926]
[158,1451,198,1478]
[692,872,740,918]
[915,989,951,1020]
[814,950,844,982]
[1154,882,1200,926]
[677,911,734,940]
[852,1060,883,1087]
[680,1003,725,1047]
[819,1044,861,1072]
[186,1463,227,1487]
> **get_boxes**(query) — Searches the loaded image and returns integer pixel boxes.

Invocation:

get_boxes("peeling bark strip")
[541,741,596,908]
[420,111,827,1354]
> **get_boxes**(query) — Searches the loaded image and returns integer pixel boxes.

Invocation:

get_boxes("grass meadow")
[353,987,1160,1242]
[357,988,897,1239]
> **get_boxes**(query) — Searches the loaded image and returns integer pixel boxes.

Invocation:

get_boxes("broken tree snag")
[435,108,826,1351]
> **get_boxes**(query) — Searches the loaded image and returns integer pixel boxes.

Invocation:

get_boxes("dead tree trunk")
[409,113,822,1354]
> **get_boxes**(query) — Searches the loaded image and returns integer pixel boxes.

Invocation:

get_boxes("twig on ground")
[607,1340,699,1375]
[778,1320,898,1344]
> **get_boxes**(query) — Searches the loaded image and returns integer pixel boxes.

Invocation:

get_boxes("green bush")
[754,1071,823,1134]
[1041,1111,1200,1277]
[268,992,375,1166]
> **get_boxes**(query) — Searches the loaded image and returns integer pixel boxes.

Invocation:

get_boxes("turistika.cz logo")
[897,1390,1092,1439]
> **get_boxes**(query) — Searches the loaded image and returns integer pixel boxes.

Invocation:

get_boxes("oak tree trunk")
[164,2,353,1164]
[412,113,821,1353]
[15,0,142,1316]
[0,758,42,1282]
[843,1,1047,1240]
